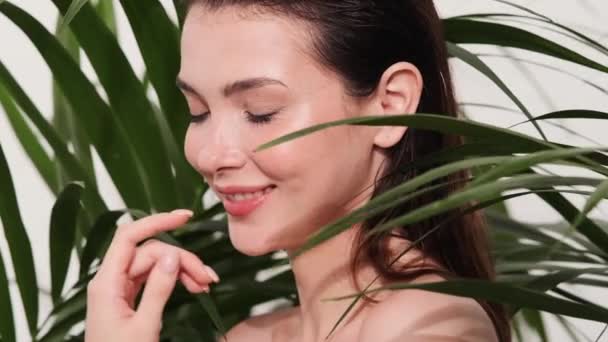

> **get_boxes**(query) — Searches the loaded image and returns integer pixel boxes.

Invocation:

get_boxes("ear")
[372,62,423,149]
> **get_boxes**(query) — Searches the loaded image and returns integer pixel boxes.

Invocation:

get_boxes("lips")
[215,185,276,217]
[222,186,274,201]
[215,184,275,195]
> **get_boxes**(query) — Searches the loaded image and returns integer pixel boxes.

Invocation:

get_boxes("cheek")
[301,126,374,208]
[260,126,360,212]
[250,135,305,182]
[251,104,367,196]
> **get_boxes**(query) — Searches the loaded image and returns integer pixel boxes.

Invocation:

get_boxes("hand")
[84,209,220,342]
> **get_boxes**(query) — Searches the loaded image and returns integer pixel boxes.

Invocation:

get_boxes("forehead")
[180,6,317,84]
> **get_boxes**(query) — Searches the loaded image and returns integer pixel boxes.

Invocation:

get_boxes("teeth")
[225,187,273,202]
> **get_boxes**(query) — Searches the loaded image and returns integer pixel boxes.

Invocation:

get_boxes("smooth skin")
[84,209,219,342]
[83,209,496,342]
[180,5,498,342]
[85,4,499,342]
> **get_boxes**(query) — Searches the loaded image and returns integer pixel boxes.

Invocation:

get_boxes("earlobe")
[373,128,408,149]
[372,62,423,149]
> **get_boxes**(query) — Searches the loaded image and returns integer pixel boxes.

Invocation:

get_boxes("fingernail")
[171,209,193,218]
[161,252,179,273]
[202,285,210,293]
[204,265,220,283]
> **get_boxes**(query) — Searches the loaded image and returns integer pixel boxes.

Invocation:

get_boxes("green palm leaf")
[2,2,608,341]
[327,279,608,323]
[0,80,57,194]
[0,247,15,342]
[0,1,149,211]
[443,18,608,73]
[447,42,547,141]
[453,11,608,56]
[57,0,88,34]
[510,110,608,128]
[49,182,84,303]
[254,114,556,153]
[0,142,37,336]
[118,0,200,206]
[78,210,128,277]
[0,60,106,216]
[51,0,180,212]
[367,175,602,237]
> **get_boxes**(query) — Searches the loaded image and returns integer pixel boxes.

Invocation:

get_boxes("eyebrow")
[175,76,288,98]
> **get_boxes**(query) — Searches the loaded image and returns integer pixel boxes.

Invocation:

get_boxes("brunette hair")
[183,1,511,341]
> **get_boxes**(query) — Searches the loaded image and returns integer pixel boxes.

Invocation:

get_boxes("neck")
[284,224,438,342]
[286,225,375,342]
[280,149,432,341]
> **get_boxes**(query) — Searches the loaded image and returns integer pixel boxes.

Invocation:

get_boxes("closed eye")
[246,110,279,125]
[188,110,280,125]
[190,112,210,124]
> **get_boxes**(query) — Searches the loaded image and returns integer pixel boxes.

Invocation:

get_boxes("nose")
[195,120,247,178]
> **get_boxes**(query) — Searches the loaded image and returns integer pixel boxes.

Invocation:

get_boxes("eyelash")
[189,111,278,126]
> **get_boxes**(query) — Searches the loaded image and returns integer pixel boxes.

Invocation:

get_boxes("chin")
[228,228,276,256]
[233,244,272,257]
[226,217,306,257]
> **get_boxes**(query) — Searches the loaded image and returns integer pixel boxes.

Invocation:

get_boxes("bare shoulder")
[359,280,498,342]
[221,306,298,342]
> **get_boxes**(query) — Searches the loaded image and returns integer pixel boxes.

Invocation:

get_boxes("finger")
[180,272,210,293]
[97,210,193,282]
[126,274,147,308]
[135,250,179,323]
[127,268,207,304]
[127,240,218,286]
[127,267,209,298]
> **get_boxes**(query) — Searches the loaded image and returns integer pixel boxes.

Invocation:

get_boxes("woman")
[85,1,511,341]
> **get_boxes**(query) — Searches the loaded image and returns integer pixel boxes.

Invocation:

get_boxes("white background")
[1,0,607,341]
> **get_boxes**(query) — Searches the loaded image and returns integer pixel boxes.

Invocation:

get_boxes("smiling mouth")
[223,185,276,202]
[221,185,276,217]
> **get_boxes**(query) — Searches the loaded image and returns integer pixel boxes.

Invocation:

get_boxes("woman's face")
[179,5,382,256]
